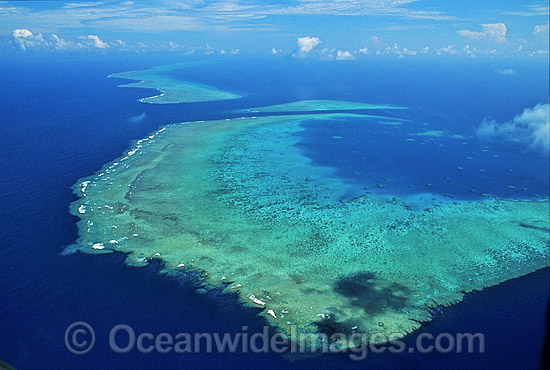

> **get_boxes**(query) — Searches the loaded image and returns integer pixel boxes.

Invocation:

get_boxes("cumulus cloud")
[166,41,184,51]
[515,45,523,53]
[358,47,368,54]
[375,43,419,57]
[85,34,108,49]
[533,24,549,35]
[335,50,355,60]
[73,35,109,50]
[11,28,45,50]
[12,28,33,38]
[11,29,111,51]
[271,47,282,54]
[477,103,549,153]
[436,45,456,55]
[297,36,320,52]
[11,29,73,51]
[400,47,416,56]
[457,23,507,43]
[292,36,321,58]
[51,34,71,50]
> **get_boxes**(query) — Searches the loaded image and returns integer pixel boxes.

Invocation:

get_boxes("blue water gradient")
[296,114,549,202]
[0,54,548,369]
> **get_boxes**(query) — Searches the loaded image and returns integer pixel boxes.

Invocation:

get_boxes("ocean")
[0,53,548,369]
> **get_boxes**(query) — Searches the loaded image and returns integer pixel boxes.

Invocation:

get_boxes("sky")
[0,0,548,59]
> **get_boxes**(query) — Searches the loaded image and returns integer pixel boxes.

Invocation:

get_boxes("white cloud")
[495,68,516,75]
[297,36,320,53]
[11,28,46,50]
[533,24,549,35]
[377,43,419,57]
[436,45,456,55]
[51,34,71,50]
[336,50,355,60]
[11,29,116,51]
[83,34,108,49]
[401,47,416,55]
[462,44,477,58]
[12,28,33,38]
[457,23,507,43]
[529,49,549,57]
[515,45,523,53]
[166,41,183,51]
[198,0,457,20]
[230,48,240,54]
[309,47,358,60]
[0,0,456,38]
[271,47,282,54]
[477,103,549,153]
[358,47,368,54]
[292,36,321,58]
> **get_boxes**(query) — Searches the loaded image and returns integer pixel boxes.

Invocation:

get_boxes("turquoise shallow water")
[0,55,548,369]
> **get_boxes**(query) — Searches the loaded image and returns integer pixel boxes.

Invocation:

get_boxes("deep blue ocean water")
[0,54,548,370]
[296,114,549,203]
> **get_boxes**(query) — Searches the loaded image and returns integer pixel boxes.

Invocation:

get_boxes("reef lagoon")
[72,63,550,345]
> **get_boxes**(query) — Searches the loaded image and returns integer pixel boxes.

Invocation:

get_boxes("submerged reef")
[72,110,550,343]
[109,63,241,104]
[234,99,406,113]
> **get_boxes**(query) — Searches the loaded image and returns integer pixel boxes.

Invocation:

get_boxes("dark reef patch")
[333,272,411,315]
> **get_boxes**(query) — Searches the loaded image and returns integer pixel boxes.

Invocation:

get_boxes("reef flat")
[109,63,241,104]
[72,110,549,343]
[234,99,406,113]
